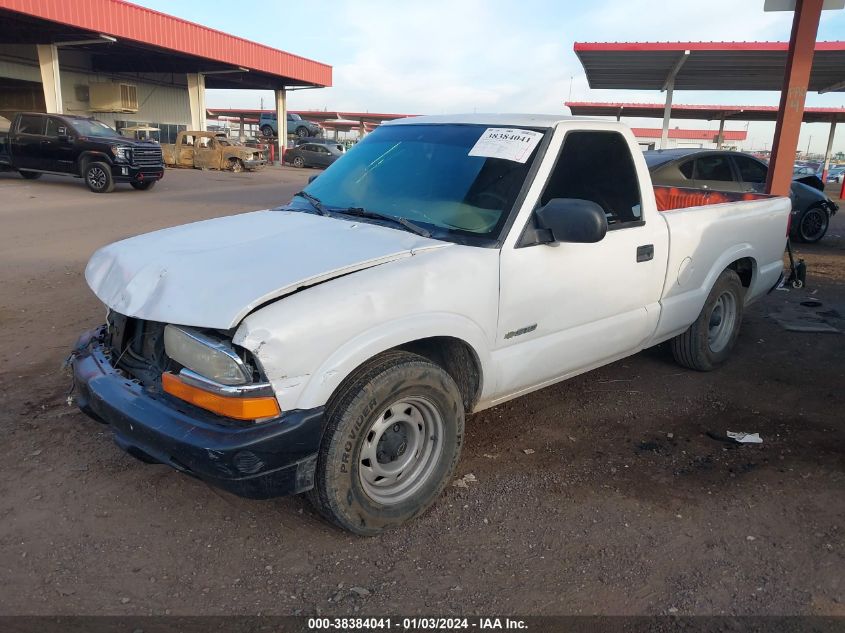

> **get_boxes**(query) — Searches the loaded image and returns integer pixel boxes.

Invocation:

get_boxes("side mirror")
[307,174,319,184]
[534,198,608,244]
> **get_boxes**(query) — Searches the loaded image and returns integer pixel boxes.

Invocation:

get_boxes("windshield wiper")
[294,191,331,216]
[339,207,431,238]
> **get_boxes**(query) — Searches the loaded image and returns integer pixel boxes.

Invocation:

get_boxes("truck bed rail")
[654,185,773,212]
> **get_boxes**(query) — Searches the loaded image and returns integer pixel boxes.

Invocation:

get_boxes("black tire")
[795,205,829,243]
[84,161,114,193]
[292,156,305,168]
[260,125,275,138]
[20,171,42,180]
[130,180,156,191]
[671,269,744,372]
[296,126,309,138]
[307,350,464,536]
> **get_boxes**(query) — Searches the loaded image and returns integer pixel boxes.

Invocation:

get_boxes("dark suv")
[0,112,164,193]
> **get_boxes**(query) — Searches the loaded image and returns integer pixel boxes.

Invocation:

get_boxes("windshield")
[300,124,545,242]
[70,118,121,138]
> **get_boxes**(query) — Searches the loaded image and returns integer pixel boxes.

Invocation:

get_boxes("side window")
[733,156,768,183]
[679,160,694,179]
[303,144,316,152]
[540,131,643,228]
[694,155,734,181]
[45,118,59,138]
[17,114,45,135]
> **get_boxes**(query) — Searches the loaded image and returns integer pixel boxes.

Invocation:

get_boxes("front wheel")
[260,125,275,138]
[20,170,42,180]
[296,126,309,138]
[671,269,744,371]
[308,351,464,536]
[84,161,114,193]
[228,158,244,173]
[130,180,156,191]
[292,156,305,168]
[796,206,829,243]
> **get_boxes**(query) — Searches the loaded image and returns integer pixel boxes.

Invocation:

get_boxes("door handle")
[636,244,654,262]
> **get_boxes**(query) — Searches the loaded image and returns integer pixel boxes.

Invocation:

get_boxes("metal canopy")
[0,1,332,89]
[574,41,845,93]
[565,101,845,123]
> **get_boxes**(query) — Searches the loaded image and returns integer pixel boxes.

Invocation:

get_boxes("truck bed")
[651,185,790,344]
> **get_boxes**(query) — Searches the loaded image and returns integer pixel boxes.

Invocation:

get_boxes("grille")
[133,145,163,167]
[107,313,169,387]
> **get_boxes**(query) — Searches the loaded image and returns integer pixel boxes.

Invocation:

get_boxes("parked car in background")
[161,131,265,172]
[0,112,163,192]
[71,114,790,534]
[826,166,845,184]
[259,112,322,139]
[294,137,346,152]
[646,149,838,243]
[284,141,343,168]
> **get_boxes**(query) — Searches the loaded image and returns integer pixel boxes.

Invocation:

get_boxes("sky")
[133,0,845,154]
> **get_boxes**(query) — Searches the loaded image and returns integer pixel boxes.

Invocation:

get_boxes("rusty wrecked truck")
[162,131,266,172]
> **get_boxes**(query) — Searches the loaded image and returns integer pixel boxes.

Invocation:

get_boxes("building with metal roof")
[0,0,331,141]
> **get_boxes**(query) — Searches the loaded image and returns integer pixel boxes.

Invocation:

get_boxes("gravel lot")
[0,167,842,616]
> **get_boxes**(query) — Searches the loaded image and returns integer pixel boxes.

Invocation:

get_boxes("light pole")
[806,135,812,158]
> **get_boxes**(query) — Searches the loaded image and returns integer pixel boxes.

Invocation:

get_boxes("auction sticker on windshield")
[468,128,543,163]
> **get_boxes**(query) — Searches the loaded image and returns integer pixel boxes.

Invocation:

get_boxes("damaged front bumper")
[69,327,323,499]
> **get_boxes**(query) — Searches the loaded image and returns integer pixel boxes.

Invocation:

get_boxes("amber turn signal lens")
[161,372,280,420]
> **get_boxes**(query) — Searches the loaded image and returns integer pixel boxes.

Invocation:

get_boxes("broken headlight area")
[105,312,278,420]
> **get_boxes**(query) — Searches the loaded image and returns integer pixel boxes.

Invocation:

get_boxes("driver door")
[494,128,668,400]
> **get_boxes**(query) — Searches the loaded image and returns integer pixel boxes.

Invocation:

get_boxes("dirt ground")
[0,168,842,616]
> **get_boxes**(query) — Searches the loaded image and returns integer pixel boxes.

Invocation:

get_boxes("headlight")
[164,325,252,386]
[111,146,132,161]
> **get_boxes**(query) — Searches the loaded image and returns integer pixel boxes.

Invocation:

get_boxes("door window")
[733,156,768,183]
[45,118,64,138]
[540,131,643,228]
[17,115,45,135]
[678,160,694,179]
[694,155,734,181]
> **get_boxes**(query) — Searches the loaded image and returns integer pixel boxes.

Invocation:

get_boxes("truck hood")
[85,209,448,329]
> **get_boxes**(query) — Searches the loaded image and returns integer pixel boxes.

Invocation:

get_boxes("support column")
[275,88,287,151]
[766,0,824,196]
[716,116,726,149]
[36,44,62,114]
[660,81,673,150]
[187,73,206,131]
[821,119,836,181]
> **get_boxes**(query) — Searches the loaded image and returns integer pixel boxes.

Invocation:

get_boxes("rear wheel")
[796,206,829,243]
[307,351,464,536]
[671,269,744,371]
[130,180,156,191]
[260,125,274,138]
[84,161,114,193]
[20,170,42,180]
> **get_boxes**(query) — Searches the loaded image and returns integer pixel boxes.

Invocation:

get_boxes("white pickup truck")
[70,114,790,535]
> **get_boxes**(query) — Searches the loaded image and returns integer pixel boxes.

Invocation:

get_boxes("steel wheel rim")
[358,396,444,505]
[708,291,737,353]
[88,167,106,189]
[801,209,826,241]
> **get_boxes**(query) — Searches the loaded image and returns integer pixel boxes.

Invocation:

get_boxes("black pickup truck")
[0,112,164,193]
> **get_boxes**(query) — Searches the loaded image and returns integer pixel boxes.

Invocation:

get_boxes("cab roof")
[383,112,583,129]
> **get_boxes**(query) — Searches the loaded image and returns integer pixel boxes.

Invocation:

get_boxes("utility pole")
[806,135,812,158]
